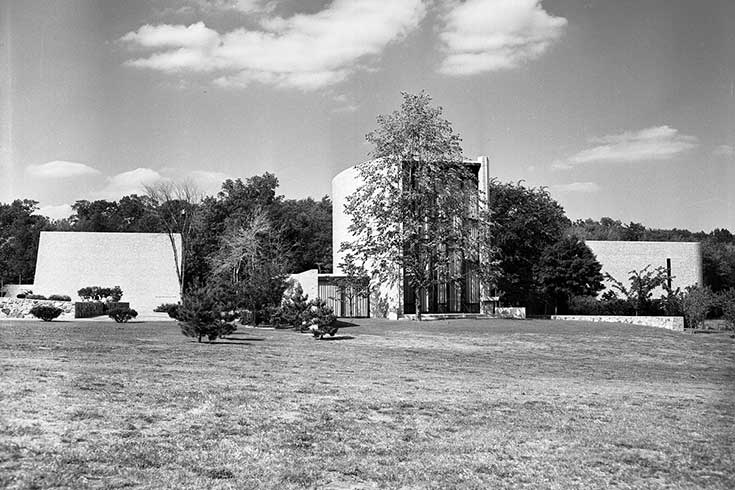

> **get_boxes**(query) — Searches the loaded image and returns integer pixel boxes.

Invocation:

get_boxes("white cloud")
[94,168,166,199]
[438,0,567,76]
[568,126,698,165]
[26,160,100,179]
[121,0,425,90]
[35,203,74,220]
[713,144,734,158]
[550,182,601,193]
[550,159,572,171]
[161,168,230,196]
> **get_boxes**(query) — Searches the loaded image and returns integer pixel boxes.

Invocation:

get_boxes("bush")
[30,305,63,322]
[107,306,138,323]
[301,299,337,339]
[154,303,181,319]
[25,294,47,300]
[16,290,32,299]
[77,286,123,302]
[178,283,238,343]
[568,295,636,316]
[682,285,717,329]
[716,288,735,330]
[272,283,310,328]
[48,294,72,302]
[74,301,106,318]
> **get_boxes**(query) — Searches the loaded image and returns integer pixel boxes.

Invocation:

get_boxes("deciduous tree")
[343,91,495,320]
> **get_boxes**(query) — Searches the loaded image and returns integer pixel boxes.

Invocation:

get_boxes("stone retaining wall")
[551,315,684,332]
[494,307,526,319]
[0,297,75,320]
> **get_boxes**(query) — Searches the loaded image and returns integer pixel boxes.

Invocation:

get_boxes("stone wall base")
[551,315,684,332]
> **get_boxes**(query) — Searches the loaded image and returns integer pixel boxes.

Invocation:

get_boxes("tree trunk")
[414,288,422,321]
[197,334,202,343]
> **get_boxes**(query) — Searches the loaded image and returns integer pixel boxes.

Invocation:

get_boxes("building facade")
[331,156,491,318]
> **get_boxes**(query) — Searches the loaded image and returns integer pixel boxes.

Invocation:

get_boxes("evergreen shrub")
[30,305,63,322]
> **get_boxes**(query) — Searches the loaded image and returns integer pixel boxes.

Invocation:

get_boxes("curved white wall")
[331,165,363,274]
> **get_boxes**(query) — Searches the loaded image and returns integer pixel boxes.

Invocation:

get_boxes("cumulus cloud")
[160,168,231,195]
[35,203,74,220]
[121,0,425,90]
[94,168,166,199]
[26,160,100,179]
[438,0,567,76]
[712,144,734,158]
[550,182,601,193]
[568,126,698,165]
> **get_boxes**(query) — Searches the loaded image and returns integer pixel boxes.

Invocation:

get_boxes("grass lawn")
[1,318,733,489]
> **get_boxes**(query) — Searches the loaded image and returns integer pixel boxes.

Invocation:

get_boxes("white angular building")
[33,232,181,315]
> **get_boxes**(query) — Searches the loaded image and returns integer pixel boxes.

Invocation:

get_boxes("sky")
[1,0,733,231]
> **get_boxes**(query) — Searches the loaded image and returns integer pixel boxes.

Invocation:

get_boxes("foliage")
[75,301,106,318]
[716,288,735,330]
[107,307,138,323]
[145,181,202,297]
[29,305,63,322]
[275,196,333,273]
[0,200,50,285]
[568,295,636,316]
[681,285,717,329]
[178,282,238,343]
[334,254,371,317]
[77,286,123,302]
[272,283,311,328]
[343,91,496,319]
[605,265,669,316]
[209,210,290,325]
[487,180,569,308]
[154,303,181,318]
[534,236,604,314]
[49,294,72,301]
[301,298,338,338]
[25,294,47,300]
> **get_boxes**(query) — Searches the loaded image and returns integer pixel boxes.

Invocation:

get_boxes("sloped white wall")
[586,240,702,297]
[33,232,181,314]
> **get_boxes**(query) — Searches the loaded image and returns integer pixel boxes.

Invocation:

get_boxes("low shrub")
[25,294,48,300]
[716,288,735,330]
[154,303,181,319]
[30,305,63,322]
[78,286,123,302]
[48,294,72,302]
[272,283,310,328]
[568,295,636,316]
[107,306,138,323]
[682,285,717,329]
[16,290,32,299]
[75,301,106,318]
[301,298,337,339]
[178,283,238,343]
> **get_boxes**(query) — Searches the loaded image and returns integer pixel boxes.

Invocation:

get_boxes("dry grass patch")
[0,319,733,489]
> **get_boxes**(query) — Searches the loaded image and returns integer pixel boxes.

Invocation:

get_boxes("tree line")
[0,175,332,290]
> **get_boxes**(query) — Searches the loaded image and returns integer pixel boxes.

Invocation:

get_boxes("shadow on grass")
[222,336,265,341]
[334,319,361,328]
[204,340,256,345]
[320,335,355,341]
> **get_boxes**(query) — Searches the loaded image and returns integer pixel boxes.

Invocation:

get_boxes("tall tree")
[343,91,495,320]
[208,209,290,324]
[275,196,333,273]
[0,200,49,286]
[487,180,569,308]
[534,236,604,314]
[145,181,202,297]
